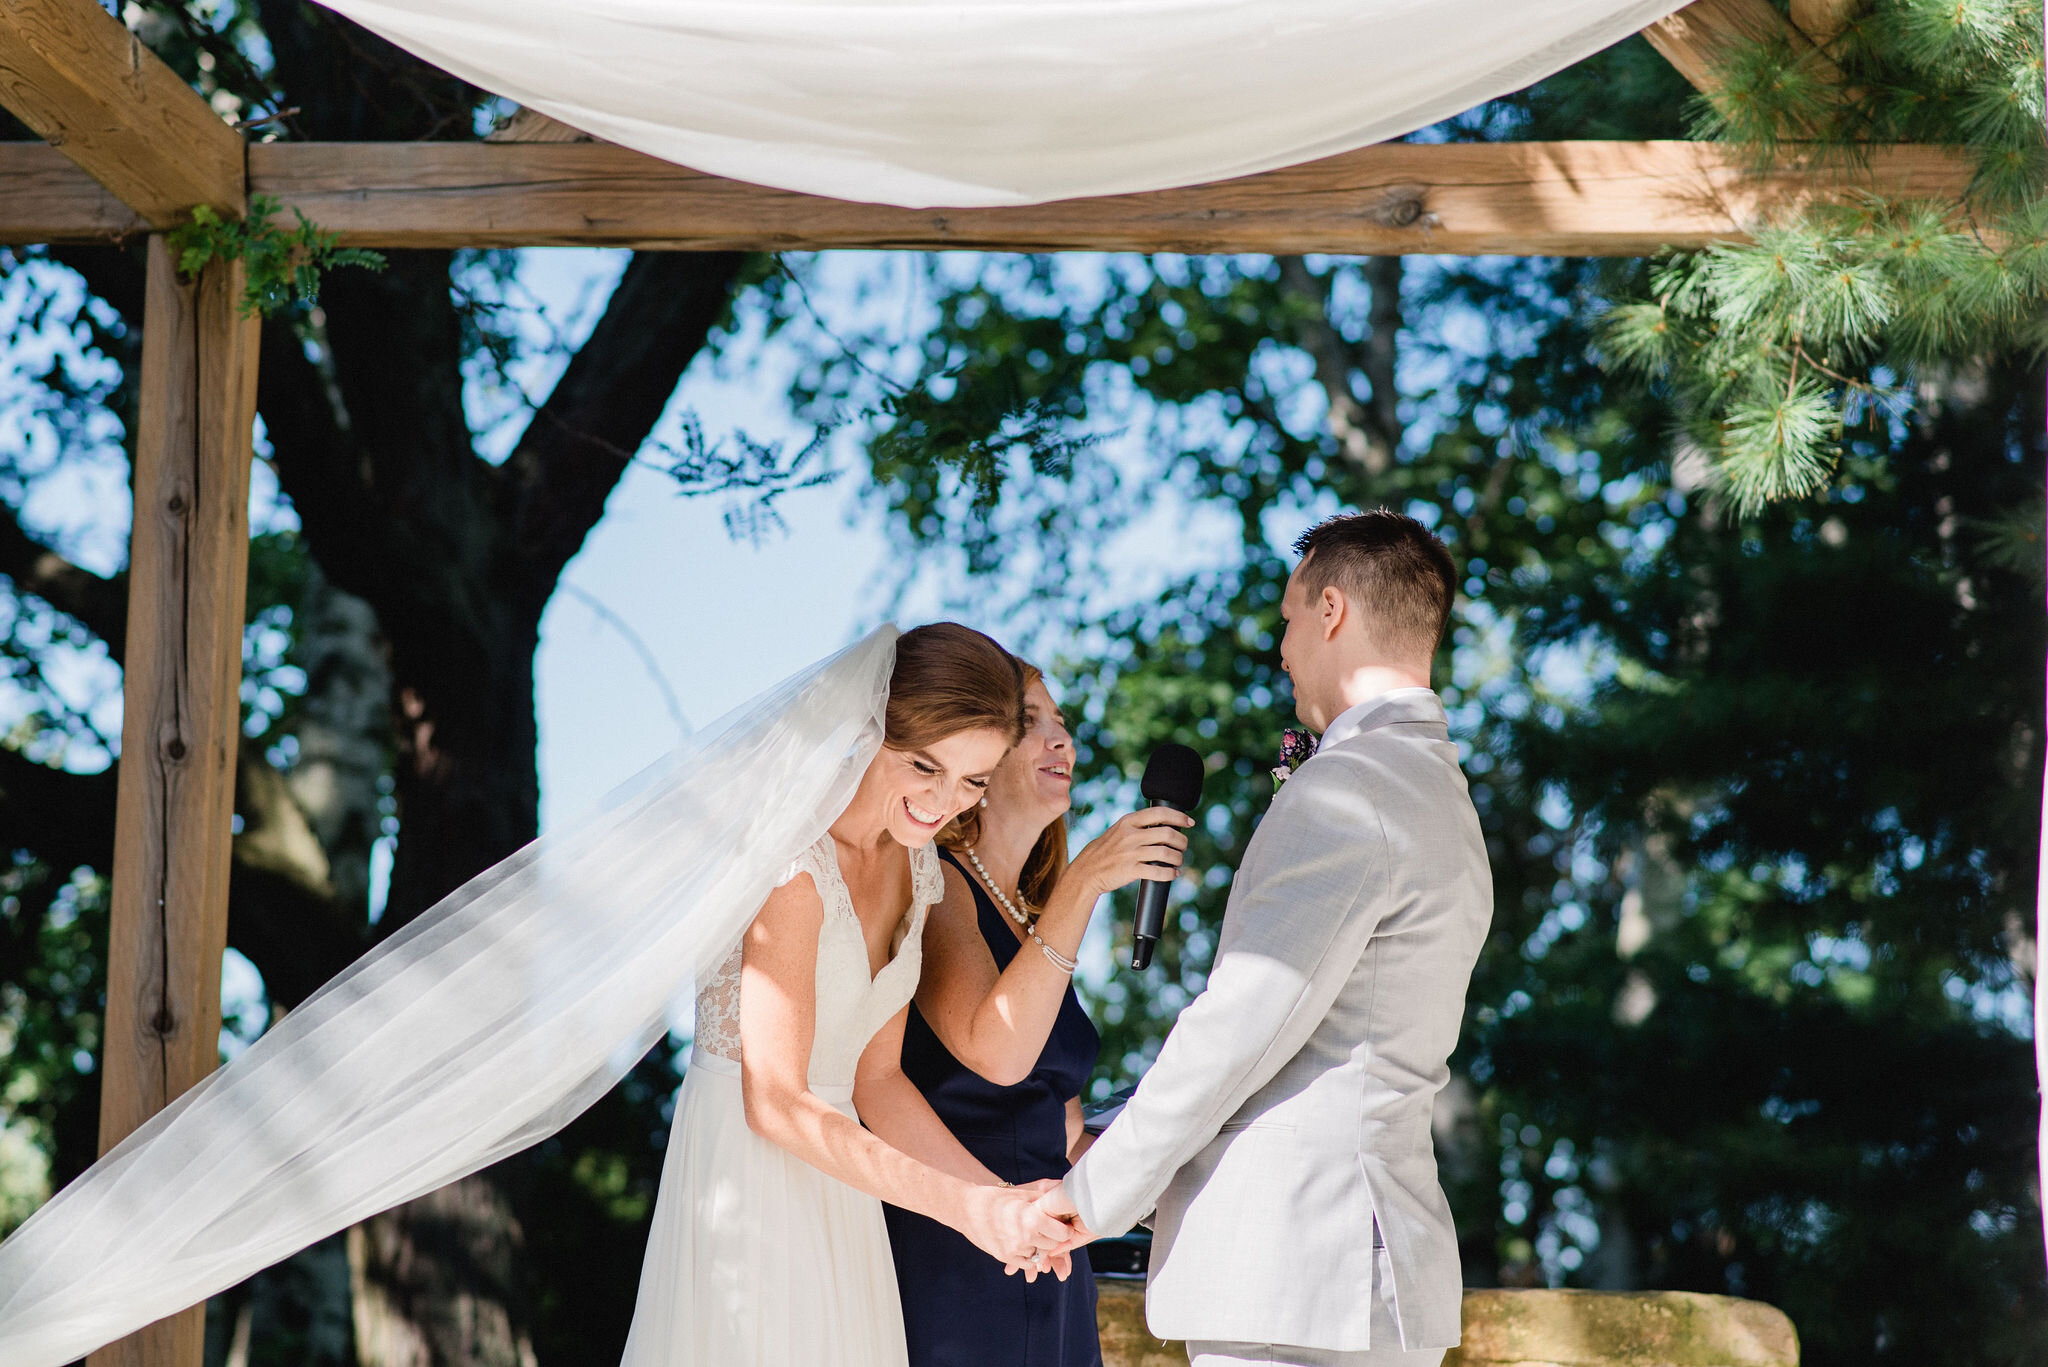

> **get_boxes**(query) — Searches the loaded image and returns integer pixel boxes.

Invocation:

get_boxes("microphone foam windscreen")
[1140,743,1206,810]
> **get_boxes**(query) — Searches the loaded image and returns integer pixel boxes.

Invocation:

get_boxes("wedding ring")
[1030,1251,1046,1270]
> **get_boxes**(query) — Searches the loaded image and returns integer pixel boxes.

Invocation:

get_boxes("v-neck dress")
[620,834,942,1367]
[883,847,1104,1367]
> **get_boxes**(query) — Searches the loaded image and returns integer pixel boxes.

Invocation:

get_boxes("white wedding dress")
[0,629,915,1367]
[620,831,944,1367]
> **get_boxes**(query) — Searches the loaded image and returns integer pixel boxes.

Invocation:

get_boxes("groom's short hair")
[1292,511,1457,658]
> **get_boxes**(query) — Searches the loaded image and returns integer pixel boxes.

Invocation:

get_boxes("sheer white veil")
[0,625,899,1367]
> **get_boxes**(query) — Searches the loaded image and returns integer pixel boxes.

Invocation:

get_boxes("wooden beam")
[1642,0,1840,94]
[0,141,146,241]
[1788,0,1860,47]
[484,106,595,143]
[91,237,259,1367]
[0,0,243,225]
[0,138,1975,256]
[255,139,1970,257]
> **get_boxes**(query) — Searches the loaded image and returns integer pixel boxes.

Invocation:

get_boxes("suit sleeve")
[1065,757,1387,1237]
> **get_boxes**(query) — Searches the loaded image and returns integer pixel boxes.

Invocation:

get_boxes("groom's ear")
[1318,583,1349,640]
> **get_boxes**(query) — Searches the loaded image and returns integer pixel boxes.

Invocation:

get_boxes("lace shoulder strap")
[777,834,859,932]
[909,841,945,917]
[775,834,831,891]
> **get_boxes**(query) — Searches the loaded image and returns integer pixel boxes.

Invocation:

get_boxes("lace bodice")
[693,835,943,1088]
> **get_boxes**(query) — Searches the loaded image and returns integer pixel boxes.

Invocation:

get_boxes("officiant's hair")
[939,658,1069,910]
[885,623,1029,753]
[1292,510,1457,657]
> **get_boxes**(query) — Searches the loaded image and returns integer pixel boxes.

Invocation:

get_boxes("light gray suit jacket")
[1065,689,1490,1353]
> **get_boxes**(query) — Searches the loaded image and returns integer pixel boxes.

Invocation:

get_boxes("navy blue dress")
[884,848,1103,1367]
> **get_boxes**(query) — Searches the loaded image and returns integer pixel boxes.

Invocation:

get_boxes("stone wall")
[1096,1284,1799,1367]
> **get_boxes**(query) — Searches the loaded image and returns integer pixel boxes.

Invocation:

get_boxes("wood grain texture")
[0,142,147,241]
[484,106,595,143]
[1643,0,1839,93]
[1788,0,1860,46]
[0,0,243,224]
[244,139,1972,257]
[92,237,259,1367]
[1,137,1973,257]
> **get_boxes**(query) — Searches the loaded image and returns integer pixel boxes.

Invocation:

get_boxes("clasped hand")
[994,1181,1095,1283]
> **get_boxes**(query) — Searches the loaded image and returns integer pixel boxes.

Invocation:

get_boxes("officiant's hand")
[959,1182,1074,1279]
[1033,1181,1097,1250]
[1065,807,1195,899]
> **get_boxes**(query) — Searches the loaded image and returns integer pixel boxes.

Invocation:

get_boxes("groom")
[1038,510,1491,1367]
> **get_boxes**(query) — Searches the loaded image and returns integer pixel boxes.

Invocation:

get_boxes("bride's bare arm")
[916,811,1191,1086]
[736,875,1068,1264]
[852,1007,1002,1186]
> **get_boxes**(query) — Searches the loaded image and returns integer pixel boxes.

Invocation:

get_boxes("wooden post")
[90,237,259,1367]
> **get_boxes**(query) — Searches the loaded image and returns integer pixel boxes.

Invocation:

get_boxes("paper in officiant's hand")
[1081,1085,1138,1136]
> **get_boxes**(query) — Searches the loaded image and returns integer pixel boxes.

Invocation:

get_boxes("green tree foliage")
[784,32,2046,1367]
[1601,0,2048,513]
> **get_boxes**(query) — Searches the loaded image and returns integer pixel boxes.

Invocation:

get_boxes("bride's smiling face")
[870,727,1014,847]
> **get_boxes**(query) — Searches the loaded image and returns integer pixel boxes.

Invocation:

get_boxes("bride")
[624,622,1072,1364]
[0,622,1070,1367]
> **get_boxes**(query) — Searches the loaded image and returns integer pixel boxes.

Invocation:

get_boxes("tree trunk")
[1279,255,1405,499]
[349,1184,538,1367]
[287,562,392,922]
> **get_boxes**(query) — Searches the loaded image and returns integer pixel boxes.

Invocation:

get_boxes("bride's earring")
[979,797,989,808]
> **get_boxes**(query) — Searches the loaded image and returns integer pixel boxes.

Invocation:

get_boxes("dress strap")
[774,832,832,890]
[910,841,945,913]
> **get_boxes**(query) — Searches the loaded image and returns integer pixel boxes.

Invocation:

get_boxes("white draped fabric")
[0,628,898,1367]
[316,0,1691,208]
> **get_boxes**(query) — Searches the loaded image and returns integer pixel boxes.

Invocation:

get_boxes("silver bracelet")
[1030,926,1078,975]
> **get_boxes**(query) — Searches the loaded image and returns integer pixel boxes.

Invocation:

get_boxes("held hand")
[1068,807,1194,899]
[1033,1181,1097,1250]
[958,1183,1075,1276]
[1004,1248,1074,1282]
[998,1179,1072,1281]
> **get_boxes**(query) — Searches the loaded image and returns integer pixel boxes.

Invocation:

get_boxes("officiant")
[876,659,1193,1367]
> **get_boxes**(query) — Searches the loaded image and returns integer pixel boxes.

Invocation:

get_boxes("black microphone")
[1131,743,1204,971]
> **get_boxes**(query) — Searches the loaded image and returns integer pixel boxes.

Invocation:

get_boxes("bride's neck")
[966,808,1041,896]
[828,790,900,858]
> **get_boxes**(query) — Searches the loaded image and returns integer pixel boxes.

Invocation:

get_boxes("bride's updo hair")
[885,623,1027,752]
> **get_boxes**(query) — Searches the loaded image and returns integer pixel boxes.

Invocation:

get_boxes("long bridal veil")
[0,626,899,1367]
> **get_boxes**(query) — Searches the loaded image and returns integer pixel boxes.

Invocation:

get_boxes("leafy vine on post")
[165,194,388,317]
[1598,0,2048,523]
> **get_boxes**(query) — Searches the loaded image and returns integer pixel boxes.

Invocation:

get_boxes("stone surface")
[1447,1290,1798,1367]
[1097,1284,1189,1367]
[1096,1285,1800,1367]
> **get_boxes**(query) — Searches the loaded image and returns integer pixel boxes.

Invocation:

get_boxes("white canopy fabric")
[318,0,1691,208]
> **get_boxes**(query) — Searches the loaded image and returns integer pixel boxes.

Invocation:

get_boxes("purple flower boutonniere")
[1271,727,1318,793]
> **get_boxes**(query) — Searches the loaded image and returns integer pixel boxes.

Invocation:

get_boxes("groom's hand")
[1034,1182,1097,1250]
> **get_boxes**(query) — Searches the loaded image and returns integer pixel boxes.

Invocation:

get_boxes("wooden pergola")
[0,0,1963,1364]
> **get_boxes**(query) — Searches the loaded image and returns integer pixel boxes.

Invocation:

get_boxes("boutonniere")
[1271,727,1318,793]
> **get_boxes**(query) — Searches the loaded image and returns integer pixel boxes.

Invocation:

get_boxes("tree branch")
[42,243,148,329]
[0,740,370,1011]
[0,745,116,873]
[496,251,748,607]
[0,499,127,658]
[1280,257,1404,496]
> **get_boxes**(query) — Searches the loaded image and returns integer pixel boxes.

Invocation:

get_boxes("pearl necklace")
[963,845,1078,975]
